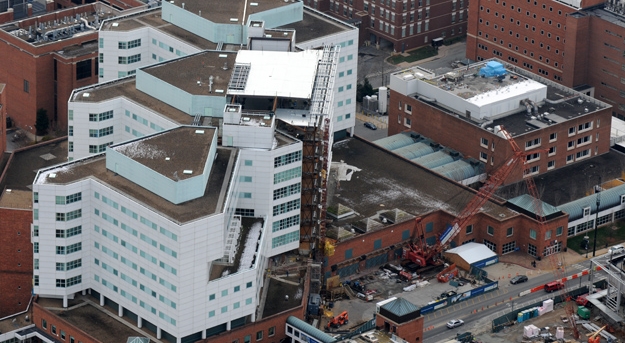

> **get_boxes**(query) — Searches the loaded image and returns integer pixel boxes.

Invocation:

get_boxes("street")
[353,118,388,142]
[423,260,594,342]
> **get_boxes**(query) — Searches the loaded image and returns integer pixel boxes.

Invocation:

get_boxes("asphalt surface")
[354,118,388,142]
[423,260,595,342]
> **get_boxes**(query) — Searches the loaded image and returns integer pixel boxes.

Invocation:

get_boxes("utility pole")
[592,176,602,257]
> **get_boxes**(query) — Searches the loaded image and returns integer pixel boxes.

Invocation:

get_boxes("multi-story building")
[305,0,468,52]
[95,1,357,139]
[0,83,6,153]
[387,59,612,184]
[0,2,124,135]
[33,46,339,343]
[466,0,625,120]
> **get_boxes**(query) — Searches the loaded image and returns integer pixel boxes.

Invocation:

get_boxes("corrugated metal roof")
[373,134,416,150]
[432,160,476,181]
[381,297,420,316]
[557,183,625,221]
[392,142,435,159]
[445,242,497,264]
[286,316,337,343]
[508,194,560,216]
[411,151,455,169]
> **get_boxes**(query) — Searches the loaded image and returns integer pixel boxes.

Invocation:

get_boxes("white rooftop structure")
[229,49,320,98]
[445,242,497,265]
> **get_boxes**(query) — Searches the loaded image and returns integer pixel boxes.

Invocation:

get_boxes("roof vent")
[263,115,271,120]
[183,170,193,174]
[195,129,205,134]
[283,32,288,36]
[265,34,272,38]
[48,173,57,178]
[165,157,171,161]
[6,189,11,193]
[215,89,224,93]
[82,92,90,98]
[219,54,228,58]
[112,22,119,27]
[250,2,258,5]
[260,122,267,126]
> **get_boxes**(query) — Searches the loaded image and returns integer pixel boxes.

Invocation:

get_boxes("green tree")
[35,108,49,136]
[356,78,375,102]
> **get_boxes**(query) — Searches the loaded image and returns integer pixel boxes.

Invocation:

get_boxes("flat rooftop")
[498,149,625,206]
[35,145,237,224]
[328,138,515,222]
[0,3,120,46]
[39,297,157,343]
[277,9,353,43]
[229,49,320,98]
[0,140,68,209]
[397,59,610,137]
[101,9,218,50]
[169,0,293,24]
[56,40,99,58]
[112,126,216,180]
[72,79,193,125]
[142,51,237,96]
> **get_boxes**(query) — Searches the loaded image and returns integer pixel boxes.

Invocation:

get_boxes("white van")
[608,245,625,255]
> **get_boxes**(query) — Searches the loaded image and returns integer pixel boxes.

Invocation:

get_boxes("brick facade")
[375,311,424,342]
[0,5,106,135]
[34,301,101,343]
[0,208,34,318]
[466,0,625,119]
[1,83,6,154]
[325,205,569,278]
[304,0,468,52]
[387,91,612,184]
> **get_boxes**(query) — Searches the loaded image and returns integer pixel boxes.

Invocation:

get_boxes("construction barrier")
[420,281,499,315]
[523,269,592,295]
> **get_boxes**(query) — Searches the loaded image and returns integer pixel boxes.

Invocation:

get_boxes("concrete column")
[156,327,162,339]
[63,295,68,308]
[251,311,256,322]
[177,337,182,343]
[118,305,123,317]
[226,321,231,331]
[27,3,32,16]
[81,289,86,296]
[137,316,143,328]
[100,294,105,306]
[201,330,206,339]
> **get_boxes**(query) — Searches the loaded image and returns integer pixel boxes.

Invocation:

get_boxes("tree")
[356,78,375,103]
[35,108,49,136]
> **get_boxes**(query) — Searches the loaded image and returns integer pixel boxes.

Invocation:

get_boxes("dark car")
[510,275,529,284]
[364,122,377,130]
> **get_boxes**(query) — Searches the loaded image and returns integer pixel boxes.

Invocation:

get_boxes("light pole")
[584,236,590,259]
[592,177,601,257]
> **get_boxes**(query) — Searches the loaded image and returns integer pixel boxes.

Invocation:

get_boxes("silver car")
[446,319,464,329]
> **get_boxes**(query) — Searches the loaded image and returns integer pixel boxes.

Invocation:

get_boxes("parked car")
[608,244,625,255]
[360,332,379,343]
[364,122,377,130]
[510,275,529,284]
[446,319,464,329]
[544,281,565,293]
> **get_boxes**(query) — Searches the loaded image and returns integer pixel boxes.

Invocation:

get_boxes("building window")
[483,239,496,252]
[545,230,552,240]
[529,229,537,239]
[526,152,540,162]
[487,225,494,236]
[405,104,412,113]
[23,80,29,93]
[566,154,574,163]
[548,146,556,156]
[480,137,488,147]
[256,331,263,341]
[502,241,516,254]
[523,165,539,177]
[556,226,563,236]
[548,160,555,170]
[76,60,92,80]
[568,126,576,136]
[528,243,537,257]
[525,138,541,149]
[465,225,473,235]
[506,227,513,236]
[480,151,488,162]
[549,132,557,142]
[268,327,275,337]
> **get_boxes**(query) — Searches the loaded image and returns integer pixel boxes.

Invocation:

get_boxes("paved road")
[354,118,388,142]
[423,260,594,342]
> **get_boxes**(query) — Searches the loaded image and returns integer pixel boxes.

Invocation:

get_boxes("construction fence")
[491,280,607,333]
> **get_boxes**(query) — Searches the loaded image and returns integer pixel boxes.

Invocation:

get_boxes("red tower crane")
[403,126,579,337]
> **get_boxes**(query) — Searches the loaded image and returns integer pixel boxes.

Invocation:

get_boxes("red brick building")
[326,138,570,281]
[376,297,424,342]
[0,3,121,135]
[466,0,625,119]
[303,0,467,52]
[386,59,612,184]
[0,83,6,153]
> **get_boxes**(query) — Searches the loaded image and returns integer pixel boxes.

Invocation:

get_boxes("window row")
[89,126,114,138]
[274,150,302,168]
[119,39,141,49]
[89,110,114,122]
[272,215,300,232]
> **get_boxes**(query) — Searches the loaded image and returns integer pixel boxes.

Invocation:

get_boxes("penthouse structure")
[466,0,625,120]
[32,46,339,343]
[387,59,612,184]
[95,1,357,139]
[0,2,125,134]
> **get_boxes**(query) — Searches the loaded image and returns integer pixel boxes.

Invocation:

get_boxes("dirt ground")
[474,305,625,343]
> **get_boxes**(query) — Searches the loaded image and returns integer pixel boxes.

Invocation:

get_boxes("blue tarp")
[479,61,507,77]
